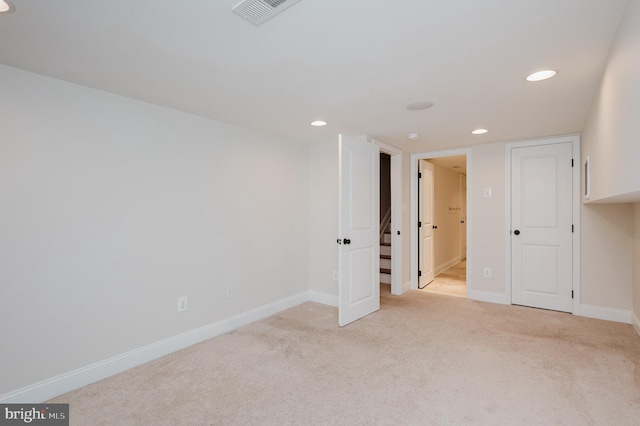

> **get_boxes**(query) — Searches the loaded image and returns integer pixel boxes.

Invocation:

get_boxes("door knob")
[344,238,351,245]
[514,230,520,235]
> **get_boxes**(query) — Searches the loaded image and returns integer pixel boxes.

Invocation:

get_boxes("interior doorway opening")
[375,140,403,296]
[418,155,467,297]
[379,153,392,291]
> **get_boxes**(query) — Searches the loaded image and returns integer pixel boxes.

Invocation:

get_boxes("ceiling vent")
[232,0,301,25]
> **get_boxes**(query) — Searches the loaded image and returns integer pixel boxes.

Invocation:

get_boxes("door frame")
[504,135,581,314]
[372,138,403,296]
[410,148,471,291]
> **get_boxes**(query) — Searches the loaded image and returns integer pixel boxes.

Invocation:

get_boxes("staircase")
[380,219,392,284]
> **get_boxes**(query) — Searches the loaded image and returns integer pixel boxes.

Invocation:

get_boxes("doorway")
[418,156,467,297]
[411,149,470,295]
[376,140,403,296]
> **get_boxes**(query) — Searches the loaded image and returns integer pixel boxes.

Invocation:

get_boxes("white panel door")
[419,160,434,288]
[338,135,380,327]
[511,143,573,312]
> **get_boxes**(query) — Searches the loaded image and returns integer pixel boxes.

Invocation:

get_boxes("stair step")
[380,257,391,269]
[380,268,391,274]
[381,242,391,246]
[380,254,391,259]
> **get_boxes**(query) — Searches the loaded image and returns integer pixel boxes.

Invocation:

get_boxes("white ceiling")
[0,0,629,152]
[428,155,467,174]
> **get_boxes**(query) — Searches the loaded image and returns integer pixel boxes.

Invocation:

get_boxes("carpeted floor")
[421,260,466,297]
[49,288,640,425]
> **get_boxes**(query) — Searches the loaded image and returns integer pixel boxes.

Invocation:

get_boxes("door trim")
[504,135,581,314]
[410,148,472,292]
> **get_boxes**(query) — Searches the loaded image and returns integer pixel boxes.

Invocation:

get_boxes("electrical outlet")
[333,270,339,281]
[484,187,492,198]
[177,296,188,312]
[226,286,233,299]
[483,267,492,278]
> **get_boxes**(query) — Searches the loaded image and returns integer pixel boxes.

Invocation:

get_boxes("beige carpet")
[422,260,466,297]
[49,288,640,425]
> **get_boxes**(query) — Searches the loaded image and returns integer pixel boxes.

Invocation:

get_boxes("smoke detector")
[233,0,301,25]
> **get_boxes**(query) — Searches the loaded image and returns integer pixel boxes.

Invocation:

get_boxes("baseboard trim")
[633,313,640,337]
[308,291,338,307]
[0,292,310,404]
[466,289,509,305]
[434,256,462,276]
[579,304,633,324]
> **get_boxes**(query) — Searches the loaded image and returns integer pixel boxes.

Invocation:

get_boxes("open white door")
[338,135,380,327]
[418,160,434,288]
[511,142,573,312]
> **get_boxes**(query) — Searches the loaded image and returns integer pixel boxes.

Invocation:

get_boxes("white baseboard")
[466,289,509,305]
[633,313,640,337]
[0,292,310,404]
[434,256,462,276]
[579,304,633,324]
[308,291,338,307]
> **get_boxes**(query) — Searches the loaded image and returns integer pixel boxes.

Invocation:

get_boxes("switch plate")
[483,267,492,278]
[226,286,233,299]
[483,187,492,198]
[177,296,188,312]
[333,270,339,281]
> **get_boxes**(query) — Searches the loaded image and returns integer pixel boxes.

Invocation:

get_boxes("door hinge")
[418,172,422,179]
[571,158,574,167]
[418,270,422,277]
[418,221,422,228]
[572,224,574,233]
[572,290,574,299]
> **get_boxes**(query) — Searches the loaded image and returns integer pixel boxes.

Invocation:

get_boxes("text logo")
[0,404,68,425]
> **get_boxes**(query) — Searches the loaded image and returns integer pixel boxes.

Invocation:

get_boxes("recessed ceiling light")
[408,133,420,140]
[471,128,488,135]
[406,101,434,111]
[526,70,557,82]
[0,0,14,13]
[310,120,327,127]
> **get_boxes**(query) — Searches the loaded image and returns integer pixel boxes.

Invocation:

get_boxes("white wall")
[580,204,633,310]
[582,0,640,203]
[308,141,338,300]
[0,65,309,396]
[466,143,507,300]
[432,163,462,272]
[633,203,640,333]
[581,0,640,324]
